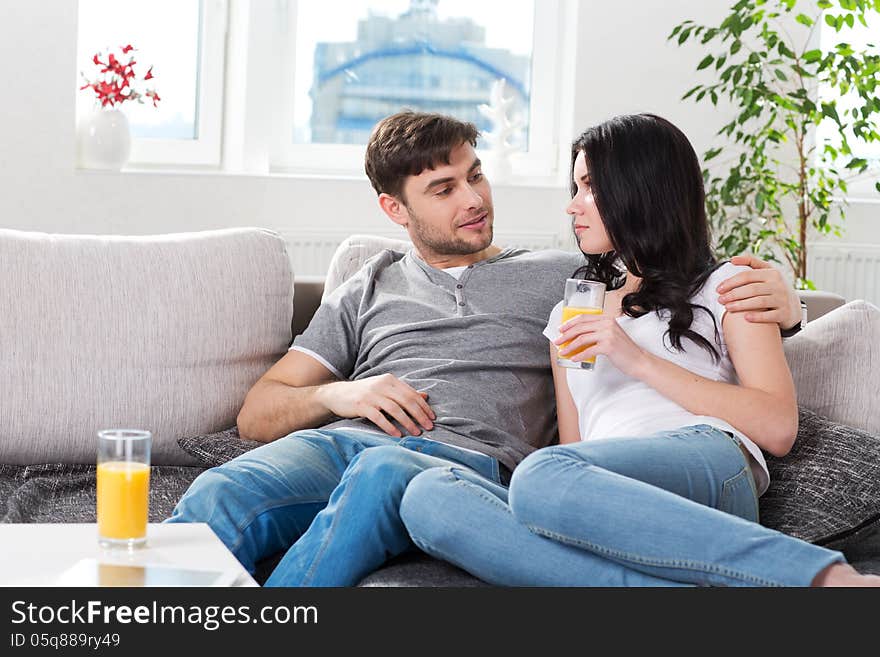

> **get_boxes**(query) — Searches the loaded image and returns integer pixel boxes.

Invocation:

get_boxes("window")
[76,0,227,167]
[74,0,570,180]
[271,0,565,179]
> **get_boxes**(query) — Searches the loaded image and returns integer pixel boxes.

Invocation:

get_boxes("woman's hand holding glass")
[554,314,650,378]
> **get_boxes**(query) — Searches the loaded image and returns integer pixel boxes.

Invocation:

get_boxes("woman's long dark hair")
[571,113,723,360]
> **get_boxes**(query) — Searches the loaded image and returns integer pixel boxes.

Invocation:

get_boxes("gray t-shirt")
[292,247,584,471]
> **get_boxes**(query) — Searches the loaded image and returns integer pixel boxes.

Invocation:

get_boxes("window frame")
[268,0,566,182]
[76,0,228,168]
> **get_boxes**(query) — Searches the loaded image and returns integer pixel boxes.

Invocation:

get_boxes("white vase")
[78,108,131,170]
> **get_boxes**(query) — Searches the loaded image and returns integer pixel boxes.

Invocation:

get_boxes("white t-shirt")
[543,262,770,495]
[441,265,468,280]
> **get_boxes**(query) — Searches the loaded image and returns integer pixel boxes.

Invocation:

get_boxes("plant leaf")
[682,84,703,100]
[821,102,841,123]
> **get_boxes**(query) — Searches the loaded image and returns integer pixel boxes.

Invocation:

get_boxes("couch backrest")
[783,299,879,435]
[798,289,845,321]
[0,228,294,465]
[323,234,412,300]
[291,275,325,339]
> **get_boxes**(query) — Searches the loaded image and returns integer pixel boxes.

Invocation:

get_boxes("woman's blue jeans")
[400,425,845,586]
[165,427,506,587]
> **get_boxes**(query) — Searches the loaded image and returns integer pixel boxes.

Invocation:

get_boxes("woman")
[399,113,879,586]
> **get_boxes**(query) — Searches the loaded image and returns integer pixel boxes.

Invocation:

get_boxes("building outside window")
[275,0,560,178]
[303,0,532,150]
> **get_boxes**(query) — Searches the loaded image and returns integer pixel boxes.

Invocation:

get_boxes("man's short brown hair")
[364,111,479,200]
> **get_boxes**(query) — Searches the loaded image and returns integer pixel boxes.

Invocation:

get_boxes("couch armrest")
[292,275,325,340]
[798,289,846,321]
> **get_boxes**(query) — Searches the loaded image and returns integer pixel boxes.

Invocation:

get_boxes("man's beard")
[406,208,494,257]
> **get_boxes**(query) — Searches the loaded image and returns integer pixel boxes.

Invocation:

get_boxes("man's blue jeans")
[400,425,845,586]
[165,427,506,587]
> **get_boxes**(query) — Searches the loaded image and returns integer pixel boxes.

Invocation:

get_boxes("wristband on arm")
[780,300,808,338]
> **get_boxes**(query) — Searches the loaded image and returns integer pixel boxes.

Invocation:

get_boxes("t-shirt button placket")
[455,286,466,313]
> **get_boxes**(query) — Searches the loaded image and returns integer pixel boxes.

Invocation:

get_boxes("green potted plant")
[671,0,880,288]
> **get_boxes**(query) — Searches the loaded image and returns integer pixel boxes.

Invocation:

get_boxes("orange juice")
[559,306,603,364]
[97,461,150,541]
[98,563,146,586]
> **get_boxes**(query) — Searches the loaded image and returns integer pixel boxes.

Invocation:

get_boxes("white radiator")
[277,231,355,277]
[807,242,880,306]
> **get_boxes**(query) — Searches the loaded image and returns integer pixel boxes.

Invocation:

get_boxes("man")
[167,111,803,586]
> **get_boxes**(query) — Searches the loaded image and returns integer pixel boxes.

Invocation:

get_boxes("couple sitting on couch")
[167,110,880,587]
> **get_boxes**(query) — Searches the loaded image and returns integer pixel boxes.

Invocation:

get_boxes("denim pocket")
[718,466,759,523]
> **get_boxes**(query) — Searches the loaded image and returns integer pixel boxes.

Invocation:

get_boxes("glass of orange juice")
[97,429,151,549]
[557,278,606,370]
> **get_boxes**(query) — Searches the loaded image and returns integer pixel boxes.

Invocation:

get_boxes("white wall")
[0,1,877,281]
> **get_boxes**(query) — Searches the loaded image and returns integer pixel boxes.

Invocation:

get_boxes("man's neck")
[414,245,503,269]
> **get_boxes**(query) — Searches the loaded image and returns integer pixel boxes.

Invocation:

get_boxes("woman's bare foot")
[812,562,880,587]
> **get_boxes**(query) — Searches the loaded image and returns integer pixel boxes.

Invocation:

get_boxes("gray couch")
[2,228,878,586]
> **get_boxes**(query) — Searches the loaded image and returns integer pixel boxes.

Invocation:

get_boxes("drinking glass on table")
[557,278,606,370]
[97,429,151,549]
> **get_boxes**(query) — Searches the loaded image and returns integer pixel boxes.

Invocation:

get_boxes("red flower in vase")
[79,44,160,109]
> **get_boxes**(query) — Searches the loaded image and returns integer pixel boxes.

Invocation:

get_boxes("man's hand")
[315,374,436,438]
[716,255,802,330]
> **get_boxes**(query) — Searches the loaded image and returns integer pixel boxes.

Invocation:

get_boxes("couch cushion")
[178,427,264,468]
[0,463,203,523]
[0,228,294,466]
[357,552,488,587]
[784,299,879,435]
[760,407,880,545]
[822,516,880,575]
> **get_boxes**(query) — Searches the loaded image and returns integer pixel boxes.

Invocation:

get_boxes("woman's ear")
[378,193,408,228]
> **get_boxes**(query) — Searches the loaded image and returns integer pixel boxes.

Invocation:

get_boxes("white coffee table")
[0,523,258,587]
